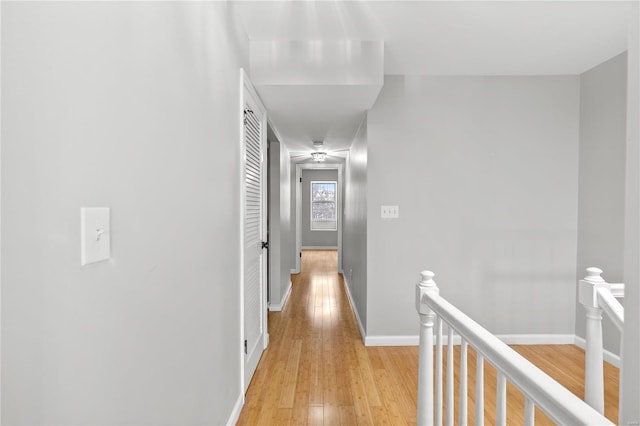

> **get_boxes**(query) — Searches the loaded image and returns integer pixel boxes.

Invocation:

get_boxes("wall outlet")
[381,205,399,219]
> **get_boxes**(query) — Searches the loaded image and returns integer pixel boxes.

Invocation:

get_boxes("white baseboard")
[302,246,338,250]
[269,280,292,312]
[364,333,578,347]
[574,336,621,367]
[499,334,575,345]
[341,273,366,343]
[226,393,243,426]
[365,335,419,346]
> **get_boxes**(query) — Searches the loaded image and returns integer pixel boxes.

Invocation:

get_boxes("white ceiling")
[234,1,633,153]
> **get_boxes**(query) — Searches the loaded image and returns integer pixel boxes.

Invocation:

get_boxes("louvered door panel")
[243,102,266,391]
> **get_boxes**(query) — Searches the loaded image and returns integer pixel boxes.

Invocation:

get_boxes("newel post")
[578,267,606,414]
[416,271,439,426]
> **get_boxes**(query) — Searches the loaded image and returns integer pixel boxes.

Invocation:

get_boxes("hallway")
[237,250,419,425]
[236,250,619,425]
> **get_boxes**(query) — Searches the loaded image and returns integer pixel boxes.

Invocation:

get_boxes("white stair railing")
[416,270,613,426]
[578,267,624,418]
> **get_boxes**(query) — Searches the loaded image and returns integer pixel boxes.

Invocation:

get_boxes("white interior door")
[242,79,268,392]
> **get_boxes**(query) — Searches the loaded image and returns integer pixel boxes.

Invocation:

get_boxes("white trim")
[295,163,344,274]
[499,334,576,345]
[226,393,244,426]
[239,68,269,394]
[290,268,299,275]
[302,246,339,250]
[365,335,420,346]
[574,335,621,367]
[0,2,3,418]
[269,280,292,312]
[238,68,245,404]
[267,117,285,149]
[309,180,338,231]
[341,272,366,343]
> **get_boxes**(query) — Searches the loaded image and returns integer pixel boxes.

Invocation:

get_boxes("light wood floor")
[237,250,619,425]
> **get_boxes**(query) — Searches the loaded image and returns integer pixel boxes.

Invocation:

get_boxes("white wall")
[622,3,640,423]
[366,75,580,337]
[575,53,627,356]
[1,3,247,424]
[342,118,368,334]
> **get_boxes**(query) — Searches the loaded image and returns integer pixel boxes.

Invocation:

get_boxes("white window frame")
[310,180,337,231]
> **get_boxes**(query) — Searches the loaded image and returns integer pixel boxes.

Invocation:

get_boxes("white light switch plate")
[81,207,110,266]
[381,205,399,219]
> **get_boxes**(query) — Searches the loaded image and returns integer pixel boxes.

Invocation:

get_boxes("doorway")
[294,163,344,274]
[240,70,268,393]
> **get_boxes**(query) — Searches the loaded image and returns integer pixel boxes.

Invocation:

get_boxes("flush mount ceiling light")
[311,141,327,161]
[311,151,327,161]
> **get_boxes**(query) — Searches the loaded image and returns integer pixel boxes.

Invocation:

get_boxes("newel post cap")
[584,267,605,283]
[579,267,607,307]
[419,270,436,287]
[416,270,438,315]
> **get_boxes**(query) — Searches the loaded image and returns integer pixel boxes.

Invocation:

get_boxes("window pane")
[310,181,337,230]
[312,202,336,220]
[312,183,335,202]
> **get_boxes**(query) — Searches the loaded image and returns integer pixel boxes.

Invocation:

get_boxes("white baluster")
[578,267,605,414]
[416,271,439,426]
[496,372,507,426]
[436,317,443,426]
[524,397,535,426]
[475,353,484,426]
[446,326,454,426]
[459,339,468,426]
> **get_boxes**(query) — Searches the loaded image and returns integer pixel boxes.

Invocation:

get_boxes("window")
[310,181,337,231]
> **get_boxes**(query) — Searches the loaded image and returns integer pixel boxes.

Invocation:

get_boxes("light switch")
[381,205,400,219]
[81,207,110,266]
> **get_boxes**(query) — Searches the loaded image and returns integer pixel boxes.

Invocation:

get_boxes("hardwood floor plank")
[323,404,340,425]
[237,250,619,426]
[370,405,393,425]
[308,337,324,406]
[308,405,323,426]
[348,365,375,425]
[273,408,292,425]
[354,342,382,407]
[372,368,409,426]
[279,340,302,408]
[338,405,357,425]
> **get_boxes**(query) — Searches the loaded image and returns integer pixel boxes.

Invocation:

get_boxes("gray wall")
[268,140,293,308]
[2,3,247,424]
[342,118,368,332]
[302,169,339,248]
[280,144,294,301]
[366,75,580,337]
[268,140,281,304]
[575,53,627,355]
